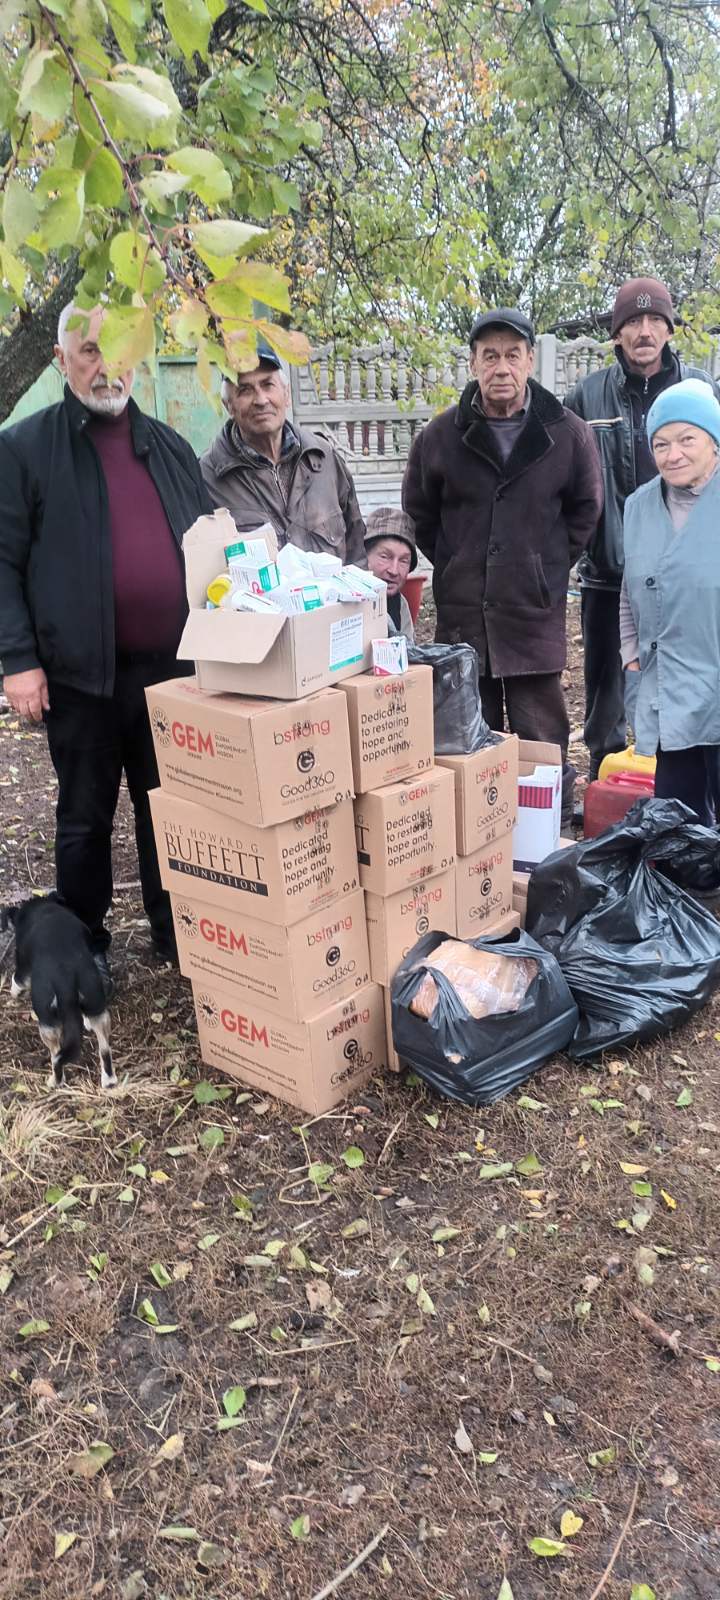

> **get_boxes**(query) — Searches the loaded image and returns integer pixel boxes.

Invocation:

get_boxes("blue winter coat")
[623,472,720,753]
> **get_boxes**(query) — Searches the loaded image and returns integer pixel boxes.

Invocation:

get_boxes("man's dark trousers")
[45,654,190,952]
[478,670,575,824]
[581,587,626,780]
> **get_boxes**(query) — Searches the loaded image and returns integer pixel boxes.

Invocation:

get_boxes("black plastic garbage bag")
[406,642,500,754]
[526,796,720,1059]
[391,927,578,1105]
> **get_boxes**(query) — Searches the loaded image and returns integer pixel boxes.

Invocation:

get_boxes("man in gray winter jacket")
[565,276,720,778]
[201,344,366,565]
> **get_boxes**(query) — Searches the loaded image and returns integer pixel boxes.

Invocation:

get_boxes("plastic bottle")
[598,745,656,782]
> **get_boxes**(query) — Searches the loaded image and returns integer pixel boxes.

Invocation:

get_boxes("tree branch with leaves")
[0,0,314,421]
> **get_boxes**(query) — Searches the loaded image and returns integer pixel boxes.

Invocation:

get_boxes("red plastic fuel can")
[583,770,655,838]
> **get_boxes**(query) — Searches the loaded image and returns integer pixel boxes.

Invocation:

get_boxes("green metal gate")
[3,355,223,457]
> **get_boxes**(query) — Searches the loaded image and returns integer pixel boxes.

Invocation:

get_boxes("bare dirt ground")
[1,600,719,1600]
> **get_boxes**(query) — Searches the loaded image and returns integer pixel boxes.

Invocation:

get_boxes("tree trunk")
[0,257,81,426]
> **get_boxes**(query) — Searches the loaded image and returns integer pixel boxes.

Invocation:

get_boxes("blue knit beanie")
[646,378,720,447]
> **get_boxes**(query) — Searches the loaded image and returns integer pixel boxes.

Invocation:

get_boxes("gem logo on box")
[373,681,405,700]
[197,916,249,954]
[174,901,199,938]
[297,749,315,773]
[171,721,215,756]
[151,707,172,747]
[487,785,498,805]
[196,992,220,1028]
[399,783,429,807]
[219,1008,269,1045]
[326,945,341,967]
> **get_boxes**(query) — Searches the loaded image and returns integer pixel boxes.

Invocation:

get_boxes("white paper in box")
[178,510,387,699]
[513,739,562,870]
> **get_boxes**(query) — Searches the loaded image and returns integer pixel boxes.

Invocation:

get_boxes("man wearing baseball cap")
[201,340,366,565]
[565,277,720,780]
[403,306,602,825]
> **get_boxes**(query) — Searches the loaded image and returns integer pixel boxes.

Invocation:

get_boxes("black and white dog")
[2,894,115,1090]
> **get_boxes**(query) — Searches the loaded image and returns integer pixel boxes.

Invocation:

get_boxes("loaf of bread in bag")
[410,940,538,1021]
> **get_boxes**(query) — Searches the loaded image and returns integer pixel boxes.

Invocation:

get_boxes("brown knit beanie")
[611,278,674,337]
[364,507,418,571]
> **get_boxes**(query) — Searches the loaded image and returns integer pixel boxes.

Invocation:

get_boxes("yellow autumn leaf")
[54,1531,78,1559]
[559,1510,584,1538]
[154,1432,185,1464]
[619,1161,648,1175]
[660,1189,677,1209]
[150,1170,171,1184]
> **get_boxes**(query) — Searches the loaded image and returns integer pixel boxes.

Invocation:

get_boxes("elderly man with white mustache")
[0,303,212,990]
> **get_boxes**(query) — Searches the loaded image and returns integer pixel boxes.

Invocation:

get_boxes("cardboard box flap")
[183,510,279,607]
[518,738,562,769]
[178,606,285,665]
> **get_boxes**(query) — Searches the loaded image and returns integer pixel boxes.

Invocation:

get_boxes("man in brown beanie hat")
[364,507,417,641]
[565,277,720,779]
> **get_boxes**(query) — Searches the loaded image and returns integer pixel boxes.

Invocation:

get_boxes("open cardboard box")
[513,738,563,871]
[178,510,387,699]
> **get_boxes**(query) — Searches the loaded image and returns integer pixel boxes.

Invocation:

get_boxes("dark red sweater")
[87,407,187,655]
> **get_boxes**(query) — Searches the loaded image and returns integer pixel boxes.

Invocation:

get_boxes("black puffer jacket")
[0,386,211,695]
[565,349,720,590]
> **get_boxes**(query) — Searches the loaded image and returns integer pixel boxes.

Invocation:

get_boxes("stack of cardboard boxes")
[337,670,529,1072]
[146,679,390,1114]
[144,509,392,1116]
[337,667,455,1071]
[144,509,568,1108]
[437,738,520,943]
[146,671,564,1098]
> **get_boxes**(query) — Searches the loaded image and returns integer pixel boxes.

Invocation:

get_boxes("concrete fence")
[8,332,720,515]
[290,335,613,511]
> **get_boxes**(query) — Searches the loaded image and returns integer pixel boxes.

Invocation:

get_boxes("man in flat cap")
[403,307,603,824]
[565,276,720,779]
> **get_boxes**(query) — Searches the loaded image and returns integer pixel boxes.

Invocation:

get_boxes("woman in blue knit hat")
[620,378,720,822]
